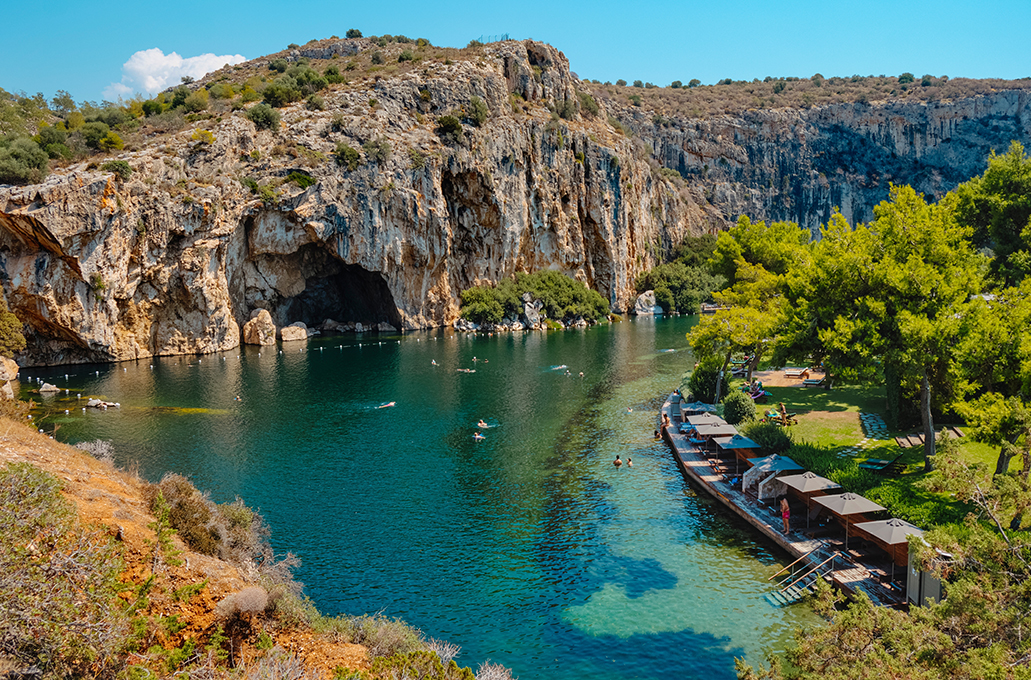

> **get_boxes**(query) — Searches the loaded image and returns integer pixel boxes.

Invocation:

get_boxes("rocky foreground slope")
[1,38,1029,365]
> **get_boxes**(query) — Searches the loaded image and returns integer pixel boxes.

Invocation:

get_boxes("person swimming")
[431,359,438,366]
[377,401,396,409]
[627,458,633,467]
[473,432,486,440]
[614,455,623,467]
[477,419,490,428]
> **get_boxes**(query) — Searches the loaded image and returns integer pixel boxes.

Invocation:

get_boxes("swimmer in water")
[474,432,485,440]
[627,406,633,413]
[627,458,633,467]
[477,419,489,428]
[614,455,623,467]
[432,359,438,366]
[378,401,396,409]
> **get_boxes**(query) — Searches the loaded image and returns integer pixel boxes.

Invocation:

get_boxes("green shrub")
[98,131,124,151]
[435,115,464,145]
[670,80,682,89]
[686,357,730,404]
[346,28,362,38]
[208,83,235,99]
[408,148,427,170]
[362,137,391,163]
[0,294,26,358]
[269,58,289,73]
[459,271,609,325]
[101,160,133,180]
[0,136,48,184]
[182,89,209,113]
[555,98,577,120]
[325,65,345,84]
[306,94,325,111]
[287,171,316,189]
[898,72,915,84]
[398,50,414,63]
[742,420,792,454]
[80,121,111,149]
[247,104,281,130]
[262,77,302,107]
[335,142,361,170]
[722,390,756,425]
[468,96,488,126]
[191,128,215,144]
[577,91,599,116]
[370,51,384,65]
[688,78,700,88]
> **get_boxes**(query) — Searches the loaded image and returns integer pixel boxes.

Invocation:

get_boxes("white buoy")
[65,410,69,414]
[77,394,81,398]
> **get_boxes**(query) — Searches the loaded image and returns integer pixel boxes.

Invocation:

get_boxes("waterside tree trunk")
[921,370,935,473]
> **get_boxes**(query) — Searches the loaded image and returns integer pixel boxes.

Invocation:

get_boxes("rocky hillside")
[1,37,1029,366]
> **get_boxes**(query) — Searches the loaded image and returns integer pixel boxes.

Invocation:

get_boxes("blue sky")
[3,0,1029,102]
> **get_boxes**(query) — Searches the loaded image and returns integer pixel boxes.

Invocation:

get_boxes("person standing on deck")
[780,497,791,534]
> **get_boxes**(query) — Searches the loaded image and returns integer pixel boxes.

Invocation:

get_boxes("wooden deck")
[660,395,903,608]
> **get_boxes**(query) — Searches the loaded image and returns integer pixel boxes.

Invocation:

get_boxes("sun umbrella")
[685,413,727,427]
[813,493,886,549]
[778,472,842,527]
[681,401,718,416]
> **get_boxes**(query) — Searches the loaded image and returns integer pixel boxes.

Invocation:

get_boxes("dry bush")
[426,638,461,666]
[0,462,128,677]
[74,439,115,465]
[214,586,269,620]
[350,614,425,659]
[242,647,320,680]
[475,661,515,680]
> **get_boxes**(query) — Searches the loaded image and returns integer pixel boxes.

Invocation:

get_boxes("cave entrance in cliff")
[284,264,402,329]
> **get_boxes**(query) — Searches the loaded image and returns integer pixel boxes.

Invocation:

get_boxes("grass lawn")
[731,379,994,527]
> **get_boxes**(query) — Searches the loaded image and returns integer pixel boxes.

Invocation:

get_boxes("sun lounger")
[858,454,905,476]
[801,378,825,388]
[784,368,809,378]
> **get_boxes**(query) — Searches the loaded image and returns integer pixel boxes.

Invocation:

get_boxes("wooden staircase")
[766,550,839,607]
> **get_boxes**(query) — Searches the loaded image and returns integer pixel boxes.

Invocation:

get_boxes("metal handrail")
[768,547,821,582]
[778,552,839,595]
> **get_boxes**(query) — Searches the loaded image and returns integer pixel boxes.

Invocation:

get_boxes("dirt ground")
[747,368,826,388]
[0,418,367,677]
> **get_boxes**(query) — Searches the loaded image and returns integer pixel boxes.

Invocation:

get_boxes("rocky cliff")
[1,38,1028,366]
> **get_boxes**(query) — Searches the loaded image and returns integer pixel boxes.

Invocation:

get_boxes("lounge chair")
[801,378,826,388]
[858,454,905,476]
[748,389,771,403]
[784,368,809,378]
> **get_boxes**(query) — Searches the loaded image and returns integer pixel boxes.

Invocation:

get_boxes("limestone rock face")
[0,38,1028,366]
[634,291,661,315]
[243,311,276,346]
[279,322,308,342]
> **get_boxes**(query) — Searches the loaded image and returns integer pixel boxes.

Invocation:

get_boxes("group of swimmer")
[613,455,633,468]
[474,417,494,440]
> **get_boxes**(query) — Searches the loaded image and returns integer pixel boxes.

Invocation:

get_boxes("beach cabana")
[812,493,886,549]
[778,472,842,526]
[853,518,925,568]
[740,454,803,496]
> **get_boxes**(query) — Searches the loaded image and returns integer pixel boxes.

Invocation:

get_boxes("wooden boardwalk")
[659,395,902,608]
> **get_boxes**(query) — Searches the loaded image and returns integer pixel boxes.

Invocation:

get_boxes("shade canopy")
[778,471,842,495]
[854,518,925,567]
[685,413,727,427]
[743,454,804,473]
[713,434,761,451]
[681,401,718,416]
[693,423,739,438]
[812,492,885,517]
[854,518,924,545]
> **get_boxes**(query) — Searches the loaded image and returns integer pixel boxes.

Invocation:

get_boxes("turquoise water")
[24,317,818,679]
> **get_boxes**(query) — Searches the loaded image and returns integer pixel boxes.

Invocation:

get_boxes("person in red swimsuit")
[780,497,791,534]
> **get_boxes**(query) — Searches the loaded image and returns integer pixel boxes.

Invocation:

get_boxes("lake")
[24,316,818,679]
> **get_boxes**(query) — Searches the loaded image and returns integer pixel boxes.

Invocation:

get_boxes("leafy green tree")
[346,28,362,38]
[689,306,775,402]
[460,287,504,325]
[182,89,209,113]
[955,141,1031,286]
[687,357,731,404]
[635,262,723,314]
[898,72,915,84]
[688,79,700,88]
[261,76,302,107]
[709,216,810,281]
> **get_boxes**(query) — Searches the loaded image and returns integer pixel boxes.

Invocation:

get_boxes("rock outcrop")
[634,291,661,315]
[279,321,308,342]
[0,357,17,399]
[1,39,1028,366]
[242,310,276,346]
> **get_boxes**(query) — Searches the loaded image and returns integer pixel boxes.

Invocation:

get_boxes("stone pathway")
[834,413,891,458]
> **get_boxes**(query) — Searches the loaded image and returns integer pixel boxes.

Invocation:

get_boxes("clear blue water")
[24,316,818,679]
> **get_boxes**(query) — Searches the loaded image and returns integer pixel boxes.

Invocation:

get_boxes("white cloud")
[104,48,247,99]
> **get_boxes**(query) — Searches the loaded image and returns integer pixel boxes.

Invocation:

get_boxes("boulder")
[354,322,364,333]
[39,382,59,393]
[376,322,398,333]
[322,318,345,332]
[243,310,276,346]
[523,294,543,329]
[1,382,13,400]
[280,322,308,342]
[633,291,663,315]
[0,357,18,382]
